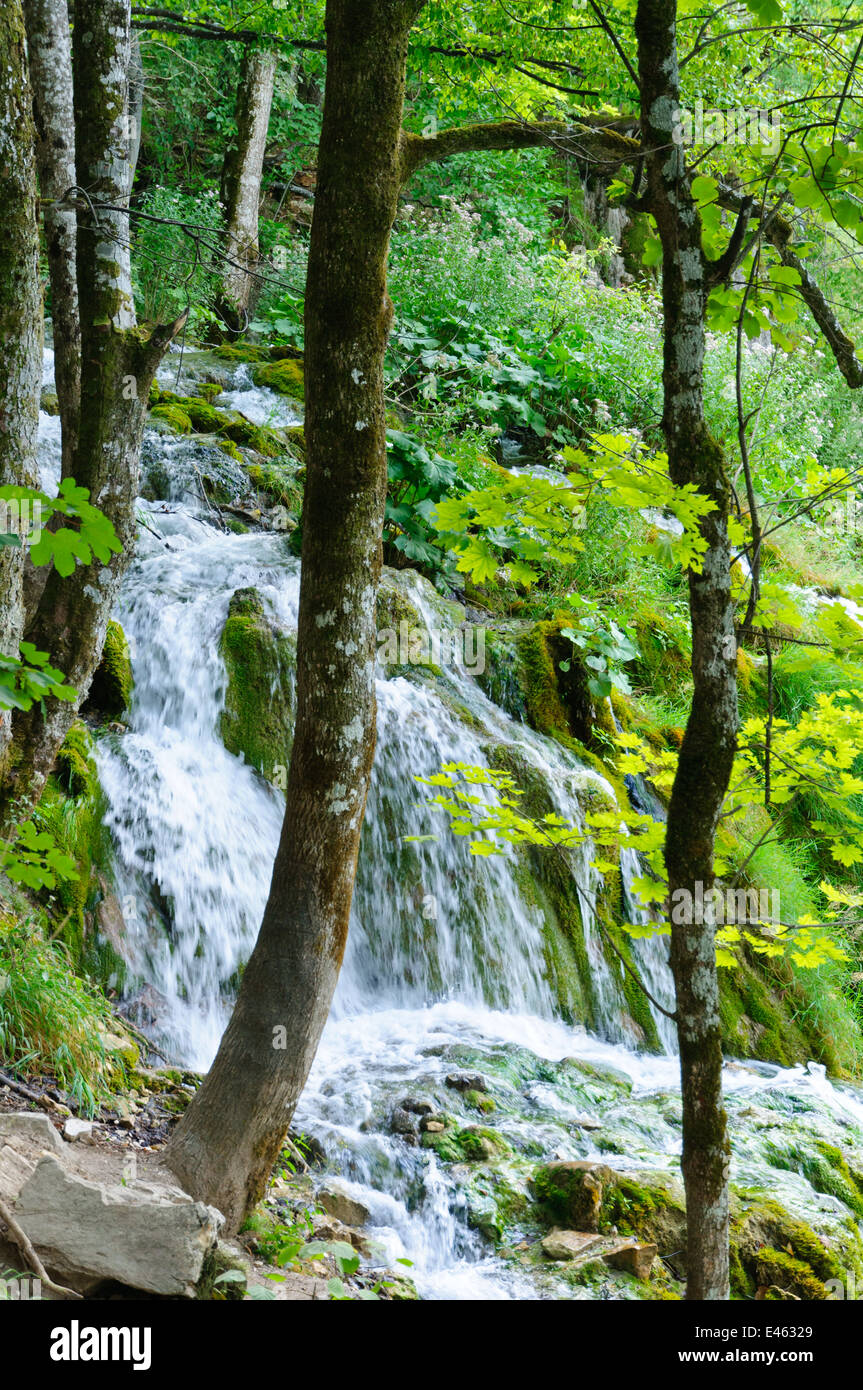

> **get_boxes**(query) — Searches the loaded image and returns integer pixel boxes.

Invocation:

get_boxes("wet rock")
[390,1107,416,1136]
[541,1229,604,1261]
[419,1115,446,1134]
[316,1185,370,1228]
[400,1097,435,1116]
[446,1071,489,1094]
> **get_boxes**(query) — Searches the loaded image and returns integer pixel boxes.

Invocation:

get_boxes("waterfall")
[35,352,863,1300]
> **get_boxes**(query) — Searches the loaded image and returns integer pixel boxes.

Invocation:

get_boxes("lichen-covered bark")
[0,0,184,832]
[22,0,80,472]
[168,0,426,1231]
[0,0,42,769]
[216,45,277,333]
[635,0,736,1300]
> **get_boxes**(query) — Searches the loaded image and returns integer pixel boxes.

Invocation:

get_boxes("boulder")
[541,1229,604,1261]
[532,1160,614,1232]
[0,1112,63,1155]
[316,1184,370,1229]
[604,1241,657,1280]
[13,1154,223,1296]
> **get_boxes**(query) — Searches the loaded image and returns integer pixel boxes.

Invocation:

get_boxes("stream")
[37,347,863,1299]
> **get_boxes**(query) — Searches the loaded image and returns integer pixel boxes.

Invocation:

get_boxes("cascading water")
[36,348,863,1299]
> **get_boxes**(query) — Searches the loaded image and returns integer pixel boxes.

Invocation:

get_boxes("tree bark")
[127,35,144,195]
[167,0,425,1232]
[0,0,42,771]
[215,45,277,334]
[22,0,79,474]
[0,0,185,834]
[635,0,736,1300]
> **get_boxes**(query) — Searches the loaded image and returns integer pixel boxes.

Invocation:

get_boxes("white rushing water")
[35,354,863,1299]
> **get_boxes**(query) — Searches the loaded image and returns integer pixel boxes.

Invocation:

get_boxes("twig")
[0,1196,82,1300]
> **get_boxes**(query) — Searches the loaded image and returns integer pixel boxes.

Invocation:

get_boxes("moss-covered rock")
[219,587,296,780]
[85,620,133,719]
[531,1161,686,1250]
[731,1197,851,1300]
[252,357,305,400]
[150,402,193,433]
[35,723,125,990]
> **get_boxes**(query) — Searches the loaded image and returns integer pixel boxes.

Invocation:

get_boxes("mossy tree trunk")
[0,0,42,772]
[215,44,277,334]
[0,0,185,834]
[635,0,737,1300]
[22,0,79,474]
[167,0,426,1232]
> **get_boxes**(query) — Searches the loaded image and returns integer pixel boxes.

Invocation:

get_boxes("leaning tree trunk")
[22,0,79,475]
[0,0,185,835]
[0,0,42,772]
[167,0,425,1232]
[636,0,737,1300]
[214,44,277,334]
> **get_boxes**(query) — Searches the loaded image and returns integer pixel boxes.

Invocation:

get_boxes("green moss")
[212,343,269,363]
[245,461,303,510]
[86,620,133,719]
[753,1248,829,1300]
[731,1195,852,1301]
[252,357,305,400]
[150,402,193,433]
[151,389,284,457]
[55,721,97,799]
[219,587,296,781]
[34,724,123,991]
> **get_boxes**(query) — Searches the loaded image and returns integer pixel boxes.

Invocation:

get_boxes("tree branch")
[399,116,640,184]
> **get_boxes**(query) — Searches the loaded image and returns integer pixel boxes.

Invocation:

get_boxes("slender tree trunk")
[0,0,42,772]
[636,0,736,1300]
[215,45,277,334]
[22,0,79,474]
[0,0,185,834]
[167,0,425,1232]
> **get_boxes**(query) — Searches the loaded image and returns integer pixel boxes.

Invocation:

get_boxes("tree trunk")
[0,0,42,772]
[215,45,277,334]
[0,0,184,834]
[22,0,79,475]
[167,0,425,1232]
[127,35,143,195]
[636,0,736,1300]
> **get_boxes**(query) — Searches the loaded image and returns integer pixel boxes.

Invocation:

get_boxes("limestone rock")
[533,1160,614,1232]
[63,1118,95,1144]
[14,1154,223,1296]
[541,1229,604,1261]
[316,1184,370,1229]
[0,1112,64,1154]
[604,1241,657,1280]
